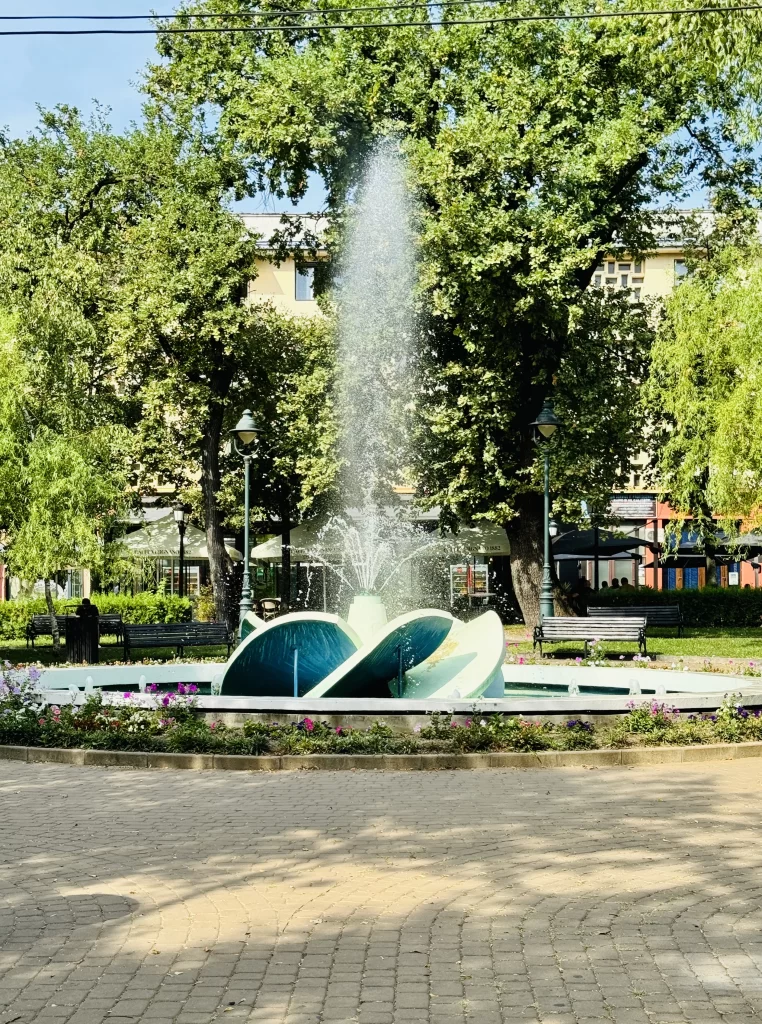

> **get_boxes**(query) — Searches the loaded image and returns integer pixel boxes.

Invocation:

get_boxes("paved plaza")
[1,761,762,1024]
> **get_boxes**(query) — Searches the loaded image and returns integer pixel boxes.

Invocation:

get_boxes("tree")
[646,239,762,539]
[218,308,338,604]
[0,317,130,643]
[108,126,268,624]
[143,0,762,621]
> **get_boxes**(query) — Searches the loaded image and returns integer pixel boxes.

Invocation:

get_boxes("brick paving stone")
[2,760,762,1023]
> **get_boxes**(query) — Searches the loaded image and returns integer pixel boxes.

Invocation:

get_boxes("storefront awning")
[120,515,243,561]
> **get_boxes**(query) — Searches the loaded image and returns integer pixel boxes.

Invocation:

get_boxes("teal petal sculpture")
[220,612,361,697]
[303,609,456,699]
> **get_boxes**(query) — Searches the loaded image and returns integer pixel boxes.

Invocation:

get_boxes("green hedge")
[0,593,193,641]
[591,585,762,627]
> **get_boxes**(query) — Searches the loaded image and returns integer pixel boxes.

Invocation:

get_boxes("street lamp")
[173,503,186,600]
[530,398,562,622]
[231,409,260,626]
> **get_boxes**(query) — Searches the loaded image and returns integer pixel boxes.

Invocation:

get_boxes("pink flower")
[147,683,158,693]
[518,656,525,665]
[413,724,422,733]
[123,692,132,699]
[210,722,217,731]
[162,695,171,707]
[335,726,343,735]
[38,717,45,726]
[465,719,472,728]
[450,721,458,728]
[177,683,186,695]
[303,717,315,732]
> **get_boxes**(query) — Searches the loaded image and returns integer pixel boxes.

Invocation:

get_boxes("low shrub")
[0,593,194,641]
[555,719,598,750]
[592,585,762,627]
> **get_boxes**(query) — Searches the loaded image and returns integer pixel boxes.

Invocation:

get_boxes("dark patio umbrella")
[552,529,647,558]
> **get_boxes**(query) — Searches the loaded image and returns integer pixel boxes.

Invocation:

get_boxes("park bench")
[123,622,234,660]
[26,613,124,648]
[587,604,683,636]
[533,616,647,657]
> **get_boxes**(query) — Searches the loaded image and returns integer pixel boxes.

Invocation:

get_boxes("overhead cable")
[0,3,759,34]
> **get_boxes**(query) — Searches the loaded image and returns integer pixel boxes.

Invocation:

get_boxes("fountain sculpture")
[219,141,505,700]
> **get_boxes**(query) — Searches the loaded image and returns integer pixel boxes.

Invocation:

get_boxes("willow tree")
[0,316,130,642]
[647,240,762,538]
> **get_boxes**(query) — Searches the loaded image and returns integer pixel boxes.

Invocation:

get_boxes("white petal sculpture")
[400,610,506,700]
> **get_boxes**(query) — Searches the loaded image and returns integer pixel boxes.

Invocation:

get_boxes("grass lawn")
[504,625,762,661]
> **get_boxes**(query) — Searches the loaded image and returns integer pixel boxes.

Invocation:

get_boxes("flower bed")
[3,665,762,757]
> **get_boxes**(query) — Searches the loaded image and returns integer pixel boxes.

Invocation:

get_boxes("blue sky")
[0,1,324,211]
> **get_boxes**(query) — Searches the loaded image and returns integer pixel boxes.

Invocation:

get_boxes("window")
[634,261,643,274]
[295,263,317,301]
[632,276,643,283]
[595,265,604,273]
[594,274,602,287]
[633,288,641,301]
[620,274,628,287]
[607,261,615,274]
[605,276,616,286]
[674,259,688,282]
[618,263,631,271]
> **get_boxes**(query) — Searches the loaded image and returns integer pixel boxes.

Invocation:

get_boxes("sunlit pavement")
[0,760,761,1024]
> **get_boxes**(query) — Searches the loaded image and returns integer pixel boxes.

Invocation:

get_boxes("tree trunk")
[504,492,573,626]
[505,493,544,627]
[280,496,292,609]
[44,577,60,649]
[200,401,234,628]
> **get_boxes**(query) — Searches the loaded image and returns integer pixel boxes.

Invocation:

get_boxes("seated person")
[75,597,100,618]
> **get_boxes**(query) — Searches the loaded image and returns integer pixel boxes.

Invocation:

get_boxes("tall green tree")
[108,126,266,624]
[145,0,762,622]
[646,239,762,537]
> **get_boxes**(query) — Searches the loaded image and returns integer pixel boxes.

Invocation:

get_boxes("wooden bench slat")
[587,605,683,635]
[123,622,233,661]
[533,616,647,655]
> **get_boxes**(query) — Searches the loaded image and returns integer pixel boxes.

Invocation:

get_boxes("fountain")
[219,140,506,699]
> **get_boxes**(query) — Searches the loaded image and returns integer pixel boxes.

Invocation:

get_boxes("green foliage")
[0,316,132,594]
[591,586,762,627]
[0,593,192,641]
[647,244,762,531]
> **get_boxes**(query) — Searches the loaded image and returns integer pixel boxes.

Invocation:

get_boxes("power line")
[0,4,759,33]
[0,2,584,24]
[0,3,509,16]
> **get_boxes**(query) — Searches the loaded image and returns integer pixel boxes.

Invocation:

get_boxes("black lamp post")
[530,398,562,622]
[173,504,186,599]
[231,409,260,626]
